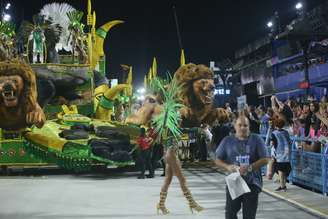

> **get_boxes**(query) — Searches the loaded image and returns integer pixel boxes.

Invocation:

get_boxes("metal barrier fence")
[261,133,328,195]
[325,153,328,195]
[290,138,328,195]
[177,129,328,195]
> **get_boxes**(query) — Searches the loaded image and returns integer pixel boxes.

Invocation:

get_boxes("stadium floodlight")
[137,88,146,94]
[267,21,273,28]
[3,14,11,21]
[295,2,303,10]
[5,3,11,10]
[137,95,145,101]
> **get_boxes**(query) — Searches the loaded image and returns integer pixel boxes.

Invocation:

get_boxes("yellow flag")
[92,11,96,38]
[87,0,92,25]
[125,66,133,96]
[93,11,96,27]
[144,75,147,88]
[88,0,91,15]
[152,57,157,78]
[180,49,185,66]
[148,67,152,81]
[126,66,133,84]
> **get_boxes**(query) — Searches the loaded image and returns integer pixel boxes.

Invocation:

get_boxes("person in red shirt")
[136,127,154,179]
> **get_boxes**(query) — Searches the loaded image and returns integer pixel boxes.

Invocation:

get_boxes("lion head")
[173,63,215,108]
[0,60,45,130]
[0,61,37,110]
[0,74,24,107]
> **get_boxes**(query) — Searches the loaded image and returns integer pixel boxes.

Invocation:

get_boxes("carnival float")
[0,1,139,172]
[0,0,228,181]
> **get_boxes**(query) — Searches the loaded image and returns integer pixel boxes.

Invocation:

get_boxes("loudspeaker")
[244,81,259,106]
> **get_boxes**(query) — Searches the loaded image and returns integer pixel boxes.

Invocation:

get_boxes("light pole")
[294,2,309,95]
[274,11,281,34]
[266,11,281,36]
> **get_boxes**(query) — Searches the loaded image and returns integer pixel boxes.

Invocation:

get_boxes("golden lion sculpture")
[0,61,45,130]
[126,63,228,127]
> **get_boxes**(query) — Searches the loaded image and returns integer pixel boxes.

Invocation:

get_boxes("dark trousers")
[189,142,198,160]
[199,138,208,161]
[152,144,165,174]
[151,144,163,168]
[138,149,154,176]
[225,185,259,219]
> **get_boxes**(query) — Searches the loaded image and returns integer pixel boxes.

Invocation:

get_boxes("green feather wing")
[151,75,184,147]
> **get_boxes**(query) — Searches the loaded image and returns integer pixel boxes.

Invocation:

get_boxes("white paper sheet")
[225,172,251,200]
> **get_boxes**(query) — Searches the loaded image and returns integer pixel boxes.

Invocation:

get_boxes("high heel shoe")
[183,189,204,213]
[156,191,170,215]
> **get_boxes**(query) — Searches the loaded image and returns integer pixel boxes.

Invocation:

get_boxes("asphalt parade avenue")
[0,165,323,219]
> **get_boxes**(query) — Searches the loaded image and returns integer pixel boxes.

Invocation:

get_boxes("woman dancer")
[152,77,204,215]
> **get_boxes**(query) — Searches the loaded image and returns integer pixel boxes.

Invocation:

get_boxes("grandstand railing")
[261,133,328,195]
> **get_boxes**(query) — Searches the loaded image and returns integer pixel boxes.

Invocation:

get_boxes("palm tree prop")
[0,21,15,60]
[67,10,88,64]
[0,21,15,38]
[67,10,84,33]
[147,71,170,95]
[151,75,184,147]
[17,14,61,63]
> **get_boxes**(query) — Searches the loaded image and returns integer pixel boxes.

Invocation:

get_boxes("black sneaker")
[137,175,145,179]
[275,186,287,191]
[146,174,154,178]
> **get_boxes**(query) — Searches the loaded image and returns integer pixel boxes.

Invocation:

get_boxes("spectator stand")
[260,131,328,195]
[291,138,326,194]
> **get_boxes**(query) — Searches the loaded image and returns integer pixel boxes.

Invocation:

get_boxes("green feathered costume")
[152,75,204,215]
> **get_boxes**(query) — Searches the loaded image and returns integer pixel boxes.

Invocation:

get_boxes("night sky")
[7,0,326,87]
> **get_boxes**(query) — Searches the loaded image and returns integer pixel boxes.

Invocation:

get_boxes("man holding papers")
[215,113,269,219]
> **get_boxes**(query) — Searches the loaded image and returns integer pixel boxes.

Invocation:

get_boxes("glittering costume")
[151,77,204,215]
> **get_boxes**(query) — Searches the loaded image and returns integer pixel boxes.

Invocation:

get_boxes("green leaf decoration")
[67,10,84,32]
[0,21,15,37]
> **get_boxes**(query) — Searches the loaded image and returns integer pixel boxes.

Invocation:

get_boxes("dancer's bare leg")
[157,150,174,215]
[167,149,188,192]
[161,163,173,192]
[166,148,203,212]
